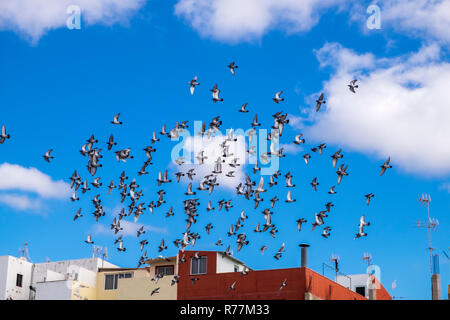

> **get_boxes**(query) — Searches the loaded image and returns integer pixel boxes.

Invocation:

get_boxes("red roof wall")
[176,251,385,300]
[303,268,366,300]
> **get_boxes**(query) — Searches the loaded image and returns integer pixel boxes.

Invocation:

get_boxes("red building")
[176,250,392,300]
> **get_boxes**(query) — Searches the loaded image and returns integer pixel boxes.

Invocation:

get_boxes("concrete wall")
[34,258,117,278]
[0,256,34,300]
[336,273,392,300]
[35,280,73,300]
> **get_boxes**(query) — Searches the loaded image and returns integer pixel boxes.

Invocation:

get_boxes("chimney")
[432,254,441,300]
[431,274,441,300]
[299,243,309,268]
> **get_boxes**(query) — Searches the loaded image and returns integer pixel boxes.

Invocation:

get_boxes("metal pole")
[427,203,432,276]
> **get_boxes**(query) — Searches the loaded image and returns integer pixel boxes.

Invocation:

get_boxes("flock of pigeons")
[0,62,394,296]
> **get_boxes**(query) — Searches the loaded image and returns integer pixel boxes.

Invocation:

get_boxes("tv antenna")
[92,245,102,259]
[101,247,109,268]
[416,194,439,276]
[330,254,340,280]
[18,242,32,263]
[443,248,450,276]
[363,252,372,268]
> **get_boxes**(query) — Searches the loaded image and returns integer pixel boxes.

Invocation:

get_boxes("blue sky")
[0,0,449,300]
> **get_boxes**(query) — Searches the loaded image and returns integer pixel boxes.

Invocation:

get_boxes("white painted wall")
[0,256,34,300]
[337,274,370,298]
[216,253,246,273]
[1,256,119,300]
[72,266,97,287]
[35,280,73,300]
[35,258,117,276]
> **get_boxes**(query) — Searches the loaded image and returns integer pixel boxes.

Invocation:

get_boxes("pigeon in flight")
[85,234,94,244]
[280,279,287,290]
[70,191,79,202]
[107,135,117,150]
[239,102,249,113]
[296,218,307,232]
[365,193,375,205]
[325,202,334,213]
[303,153,311,165]
[273,91,284,103]
[43,149,54,163]
[310,177,319,191]
[140,240,148,252]
[228,62,238,75]
[227,281,237,292]
[158,238,167,252]
[322,226,332,238]
[171,275,180,286]
[285,190,296,203]
[348,79,359,93]
[380,157,392,176]
[111,113,123,125]
[251,114,261,127]
[189,76,200,95]
[331,149,343,168]
[117,240,126,252]
[336,164,349,184]
[316,93,326,112]
[355,215,370,239]
[260,245,267,254]
[0,125,11,144]
[212,88,223,103]
[73,209,83,221]
[150,287,160,296]
[293,134,305,145]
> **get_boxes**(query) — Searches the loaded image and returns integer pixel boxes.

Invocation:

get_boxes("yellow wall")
[71,281,97,300]
[96,263,177,300]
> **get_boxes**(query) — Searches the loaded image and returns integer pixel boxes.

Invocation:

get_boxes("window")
[156,265,174,276]
[355,286,366,297]
[16,274,23,287]
[191,256,207,275]
[104,274,118,290]
[234,265,239,272]
[118,273,133,279]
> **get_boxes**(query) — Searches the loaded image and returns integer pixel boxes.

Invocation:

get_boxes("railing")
[322,262,352,290]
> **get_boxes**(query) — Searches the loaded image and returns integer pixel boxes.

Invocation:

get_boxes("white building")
[336,273,378,299]
[0,255,118,300]
[0,256,34,300]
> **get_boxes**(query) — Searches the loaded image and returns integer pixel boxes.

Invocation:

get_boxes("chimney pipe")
[299,243,309,268]
[432,254,441,300]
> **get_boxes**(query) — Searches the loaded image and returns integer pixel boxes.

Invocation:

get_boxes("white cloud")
[292,43,450,176]
[0,0,146,43]
[0,194,42,211]
[380,0,450,44]
[438,183,450,193]
[0,163,71,198]
[174,0,346,43]
[280,143,303,155]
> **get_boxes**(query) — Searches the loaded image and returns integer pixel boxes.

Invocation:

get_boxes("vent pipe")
[299,243,310,268]
[432,254,441,300]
